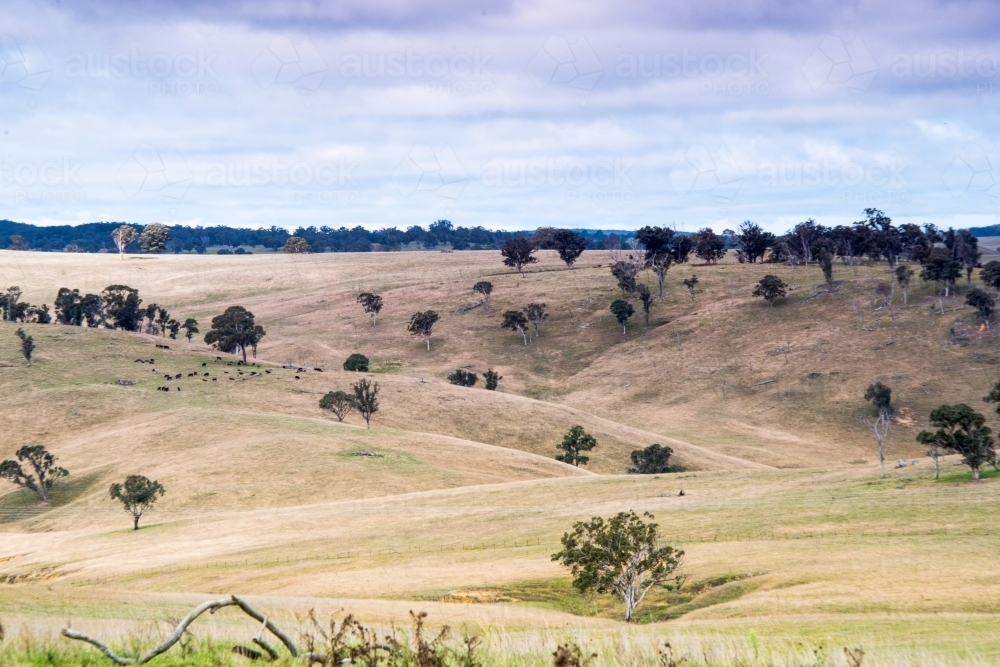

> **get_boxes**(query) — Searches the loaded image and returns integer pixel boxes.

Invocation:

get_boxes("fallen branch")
[62,595,322,664]
[451,302,483,315]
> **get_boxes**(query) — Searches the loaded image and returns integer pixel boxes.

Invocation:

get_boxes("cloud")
[0,0,997,232]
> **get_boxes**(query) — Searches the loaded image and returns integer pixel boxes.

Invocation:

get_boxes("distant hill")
[0,219,635,253]
[968,225,1000,237]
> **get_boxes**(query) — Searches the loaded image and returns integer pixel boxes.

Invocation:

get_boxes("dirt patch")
[441,590,517,604]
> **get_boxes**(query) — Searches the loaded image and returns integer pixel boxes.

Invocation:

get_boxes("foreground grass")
[4,617,1000,667]
[4,250,1000,664]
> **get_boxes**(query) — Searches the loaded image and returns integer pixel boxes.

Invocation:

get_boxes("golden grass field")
[2,246,1000,665]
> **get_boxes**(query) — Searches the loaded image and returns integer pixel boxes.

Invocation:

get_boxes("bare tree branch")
[61,595,325,664]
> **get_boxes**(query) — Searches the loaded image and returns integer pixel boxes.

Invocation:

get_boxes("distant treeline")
[967,224,1000,238]
[0,219,631,253]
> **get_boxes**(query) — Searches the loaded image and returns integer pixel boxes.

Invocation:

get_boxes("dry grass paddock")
[1,247,1000,665]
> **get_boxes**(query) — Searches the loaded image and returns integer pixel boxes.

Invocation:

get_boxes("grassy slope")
[2,248,1000,664]
[4,247,998,469]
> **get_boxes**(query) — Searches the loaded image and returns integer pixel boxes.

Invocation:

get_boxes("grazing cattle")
[314,368,323,372]
[212,378,217,381]
[187,372,195,377]
[202,362,207,367]
[202,379,207,382]
[174,373,182,379]
[297,367,307,372]
[134,359,143,363]
[203,372,209,376]
[176,387,181,391]
[215,356,222,361]
[294,375,300,379]
[265,370,271,374]
[155,344,170,349]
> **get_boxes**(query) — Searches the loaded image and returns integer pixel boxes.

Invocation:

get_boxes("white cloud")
[0,0,998,232]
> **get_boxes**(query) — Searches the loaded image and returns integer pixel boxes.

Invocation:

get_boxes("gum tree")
[895,265,914,305]
[16,328,34,366]
[109,475,165,530]
[356,292,383,326]
[552,511,683,622]
[965,287,994,328]
[111,225,137,259]
[500,238,537,274]
[862,381,893,479]
[204,306,264,364]
[980,260,1000,298]
[752,275,787,307]
[637,284,653,328]
[556,425,596,467]
[181,318,199,342]
[609,299,634,334]
[473,281,493,308]
[352,378,380,428]
[0,445,68,502]
[501,310,529,345]
[552,229,587,267]
[526,303,548,338]
[319,390,356,422]
[407,310,439,351]
[917,404,996,480]
[139,223,170,253]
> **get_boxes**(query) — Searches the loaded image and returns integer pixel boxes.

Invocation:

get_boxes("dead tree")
[860,409,891,479]
[61,596,323,664]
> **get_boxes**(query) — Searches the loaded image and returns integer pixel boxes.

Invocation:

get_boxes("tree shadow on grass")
[0,468,108,524]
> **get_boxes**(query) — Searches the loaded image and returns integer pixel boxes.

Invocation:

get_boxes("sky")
[1,0,999,233]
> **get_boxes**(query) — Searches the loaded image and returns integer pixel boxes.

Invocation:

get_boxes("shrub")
[448,369,478,387]
[628,444,674,474]
[343,353,370,372]
[484,368,502,390]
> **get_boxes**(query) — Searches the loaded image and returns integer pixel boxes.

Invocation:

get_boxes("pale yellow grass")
[3,249,1000,664]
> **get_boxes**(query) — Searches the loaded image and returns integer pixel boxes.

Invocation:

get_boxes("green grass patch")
[936,468,1000,483]
[431,572,764,624]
